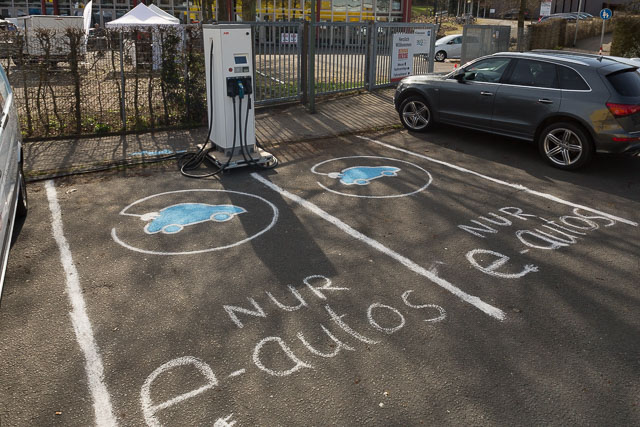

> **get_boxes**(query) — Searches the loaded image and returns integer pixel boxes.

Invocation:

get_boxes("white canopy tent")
[105,4,181,70]
[148,4,180,25]
[105,3,180,28]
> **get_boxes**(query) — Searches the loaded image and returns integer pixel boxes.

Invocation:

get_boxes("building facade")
[0,0,411,25]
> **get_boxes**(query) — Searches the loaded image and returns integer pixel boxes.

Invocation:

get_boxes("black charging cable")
[237,92,250,165]
[241,91,260,167]
[179,41,234,179]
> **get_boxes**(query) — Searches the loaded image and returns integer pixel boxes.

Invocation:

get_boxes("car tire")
[399,96,434,133]
[537,122,593,170]
[435,50,447,62]
[16,166,27,218]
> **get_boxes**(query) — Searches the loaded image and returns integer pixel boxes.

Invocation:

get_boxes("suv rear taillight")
[606,103,640,118]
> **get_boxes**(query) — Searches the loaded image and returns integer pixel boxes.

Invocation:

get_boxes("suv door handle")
[480,91,494,96]
[538,98,554,104]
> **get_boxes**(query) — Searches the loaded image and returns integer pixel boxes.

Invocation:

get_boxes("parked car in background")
[502,9,530,19]
[434,34,462,62]
[538,13,568,22]
[394,51,640,170]
[609,56,640,67]
[538,12,592,23]
[0,63,27,302]
[434,34,481,62]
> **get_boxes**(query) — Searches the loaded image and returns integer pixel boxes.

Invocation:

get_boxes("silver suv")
[0,63,27,301]
[394,51,640,170]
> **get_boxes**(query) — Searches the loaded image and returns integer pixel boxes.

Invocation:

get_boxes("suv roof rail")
[493,51,592,66]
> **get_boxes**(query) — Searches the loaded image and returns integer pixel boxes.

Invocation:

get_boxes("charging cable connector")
[237,81,245,99]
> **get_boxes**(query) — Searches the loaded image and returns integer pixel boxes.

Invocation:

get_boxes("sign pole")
[598,8,612,55]
[573,0,583,47]
[599,19,605,55]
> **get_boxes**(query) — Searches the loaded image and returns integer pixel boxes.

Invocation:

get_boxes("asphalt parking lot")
[1,127,639,426]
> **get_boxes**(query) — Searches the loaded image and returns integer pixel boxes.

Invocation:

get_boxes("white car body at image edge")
[0,63,27,303]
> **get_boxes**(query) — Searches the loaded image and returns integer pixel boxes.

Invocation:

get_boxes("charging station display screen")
[234,55,248,64]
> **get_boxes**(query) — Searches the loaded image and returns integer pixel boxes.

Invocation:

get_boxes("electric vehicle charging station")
[200,24,275,170]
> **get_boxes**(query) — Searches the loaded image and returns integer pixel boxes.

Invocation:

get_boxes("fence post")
[365,20,374,91]
[119,31,127,131]
[301,21,308,105]
[308,20,316,113]
[367,22,377,91]
[428,24,438,74]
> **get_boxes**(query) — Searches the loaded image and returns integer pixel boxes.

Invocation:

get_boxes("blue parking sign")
[600,8,612,20]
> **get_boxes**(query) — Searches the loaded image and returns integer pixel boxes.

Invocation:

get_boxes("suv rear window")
[557,66,589,90]
[607,69,640,97]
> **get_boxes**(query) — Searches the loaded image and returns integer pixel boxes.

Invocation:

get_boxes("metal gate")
[313,22,369,96]
[460,25,511,65]
[370,22,438,89]
[252,21,303,105]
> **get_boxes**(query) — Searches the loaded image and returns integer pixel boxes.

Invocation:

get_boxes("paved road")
[1,127,639,426]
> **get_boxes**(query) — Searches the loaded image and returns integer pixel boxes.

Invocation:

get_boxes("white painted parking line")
[251,173,506,321]
[45,181,118,427]
[357,135,639,227]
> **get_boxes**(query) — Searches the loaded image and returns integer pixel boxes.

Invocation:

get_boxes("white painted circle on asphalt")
[311,156,432,198]
[111,189,278,255]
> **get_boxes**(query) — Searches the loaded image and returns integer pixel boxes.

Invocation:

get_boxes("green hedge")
[610,15,640,57]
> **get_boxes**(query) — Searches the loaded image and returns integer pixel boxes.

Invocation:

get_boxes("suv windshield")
[607,69,640,97]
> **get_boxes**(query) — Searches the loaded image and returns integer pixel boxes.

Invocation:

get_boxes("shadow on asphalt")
[264,129,640,423]
[374,126,640,204]
[10,215,27,248]
[222,168,339,286]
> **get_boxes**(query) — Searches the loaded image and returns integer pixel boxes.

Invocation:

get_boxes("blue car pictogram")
[327,166,401,185]
[141,203,246,234]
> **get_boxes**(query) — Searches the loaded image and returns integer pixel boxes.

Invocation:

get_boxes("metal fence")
[252,21,303,105]
[370,22,437,89]
[2,21,438,139]
[313,22,369,97]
